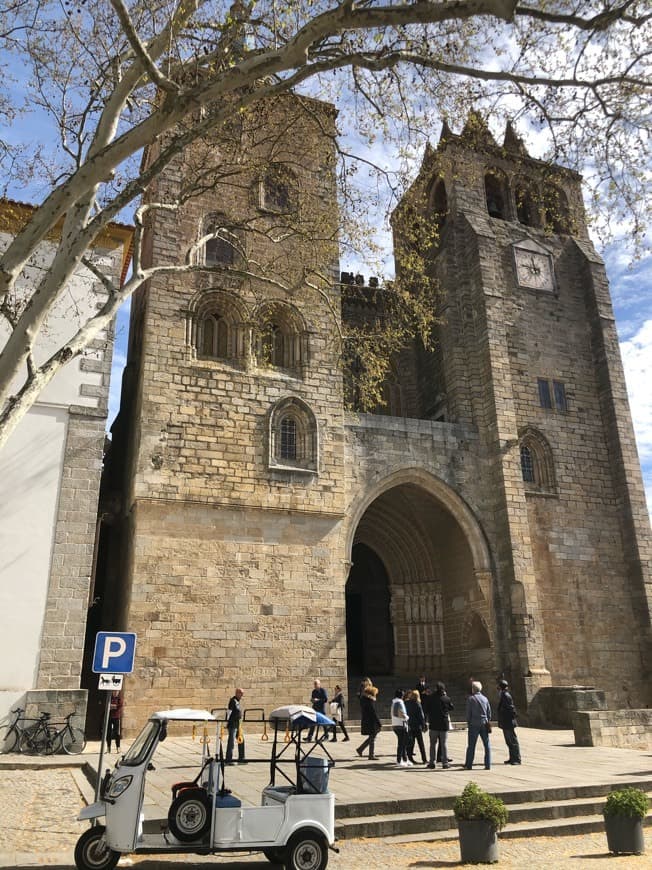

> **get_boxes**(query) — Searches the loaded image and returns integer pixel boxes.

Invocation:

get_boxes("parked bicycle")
[0,707,26,753]
[56,712,87,755]
[18,711,60,755]
[2,707,86,755]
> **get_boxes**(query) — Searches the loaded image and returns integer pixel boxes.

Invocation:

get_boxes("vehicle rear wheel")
[284,828,328,870]
[61,727,87,755]
[74,825,120,870]
[167,787,211,842]
[263,846,285,864]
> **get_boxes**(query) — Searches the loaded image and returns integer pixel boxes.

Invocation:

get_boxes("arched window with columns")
[254,301,307,374]
[186,289,247,363]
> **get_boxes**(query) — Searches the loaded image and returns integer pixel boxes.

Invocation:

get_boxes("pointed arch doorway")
[345,543,393,676]
[345,472,495,689]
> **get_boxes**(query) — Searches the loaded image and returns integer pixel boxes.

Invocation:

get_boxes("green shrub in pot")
[454,781,508,831]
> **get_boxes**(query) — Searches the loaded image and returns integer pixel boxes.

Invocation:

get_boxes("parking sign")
[92,631,137,674]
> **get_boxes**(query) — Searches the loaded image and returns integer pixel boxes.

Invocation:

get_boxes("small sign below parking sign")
[92,631,137,674]
[98,673,124,691]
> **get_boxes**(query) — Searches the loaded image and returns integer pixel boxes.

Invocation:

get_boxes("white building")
[0,200,131,731]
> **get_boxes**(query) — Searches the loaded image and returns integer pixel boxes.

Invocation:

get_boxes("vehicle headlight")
[107,776,133,798]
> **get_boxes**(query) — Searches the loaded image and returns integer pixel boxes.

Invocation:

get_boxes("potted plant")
[453,781,508,864]
[603,786,648,855]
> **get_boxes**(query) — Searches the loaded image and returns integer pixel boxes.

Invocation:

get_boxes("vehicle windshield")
[120,720,160,767]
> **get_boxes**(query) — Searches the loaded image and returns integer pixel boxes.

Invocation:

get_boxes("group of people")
[356,677,455,768]
[110,676,520,770]
[352,674,521,771]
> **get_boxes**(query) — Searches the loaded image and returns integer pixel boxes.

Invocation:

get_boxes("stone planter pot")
[457,819,499,864]
[605,815,645,855]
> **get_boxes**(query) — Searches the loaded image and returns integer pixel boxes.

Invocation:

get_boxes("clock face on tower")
[514,247,554,291]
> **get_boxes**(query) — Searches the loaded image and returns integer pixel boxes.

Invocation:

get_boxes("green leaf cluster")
[453,782,508,832]
[603,787,649,820]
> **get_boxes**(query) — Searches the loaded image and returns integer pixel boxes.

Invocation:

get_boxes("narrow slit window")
[538,378,553,410]
[553,380,567,412]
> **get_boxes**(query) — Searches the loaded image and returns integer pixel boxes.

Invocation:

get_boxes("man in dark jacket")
[307,679,328,741]
[226,687,246,763]
[497,679,521,765]
[424,682,454,768]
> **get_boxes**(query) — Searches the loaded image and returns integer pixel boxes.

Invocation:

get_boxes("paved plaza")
[1,726,652,867]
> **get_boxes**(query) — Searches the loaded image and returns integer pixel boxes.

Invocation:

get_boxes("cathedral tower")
[390,115,652,709]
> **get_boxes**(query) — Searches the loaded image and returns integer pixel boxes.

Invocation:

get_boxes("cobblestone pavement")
[2,769,652,869]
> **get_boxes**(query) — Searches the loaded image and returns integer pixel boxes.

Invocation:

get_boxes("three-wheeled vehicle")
[74,705,337,870]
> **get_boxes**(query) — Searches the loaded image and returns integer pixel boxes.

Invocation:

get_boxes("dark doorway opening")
[345,543,393,677]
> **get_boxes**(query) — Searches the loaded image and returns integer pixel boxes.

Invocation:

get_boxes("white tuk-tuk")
[74,705,337,870]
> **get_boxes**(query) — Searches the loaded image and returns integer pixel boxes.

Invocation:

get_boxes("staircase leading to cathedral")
[335,780,652,841]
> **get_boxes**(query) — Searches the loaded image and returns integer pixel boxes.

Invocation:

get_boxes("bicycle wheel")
[61,726,87,755]
[42,726,59,755]
[19,728,45,755]
[0,725,19,754]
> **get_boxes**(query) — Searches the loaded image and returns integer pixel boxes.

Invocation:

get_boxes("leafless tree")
[0,0,649,448]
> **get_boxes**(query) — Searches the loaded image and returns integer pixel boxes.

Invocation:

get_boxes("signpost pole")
[92,631,136,806]
[95,696,112,803]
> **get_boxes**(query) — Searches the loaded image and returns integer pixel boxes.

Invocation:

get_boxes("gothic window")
[201,213,239,267]
[519,428,557,493]
[188,289,247,363]
[260,165,296,214]
[515,182,540,228]
[484,170,509,219]
[427,177,448,239]
[269,397,318,473]
[255,301,306,373]
[200,313,229,358]
[543,184,572,234]
[280,417,297,461]
[520,444,535,483]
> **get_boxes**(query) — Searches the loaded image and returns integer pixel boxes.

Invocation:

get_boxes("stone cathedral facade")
[97,94,652,731]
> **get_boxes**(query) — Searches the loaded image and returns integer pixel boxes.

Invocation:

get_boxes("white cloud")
[620,319,652,518]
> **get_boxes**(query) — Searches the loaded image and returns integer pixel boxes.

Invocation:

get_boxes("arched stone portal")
[345,471,495,688]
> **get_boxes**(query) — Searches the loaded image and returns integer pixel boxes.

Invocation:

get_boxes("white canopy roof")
[150,708,216,721]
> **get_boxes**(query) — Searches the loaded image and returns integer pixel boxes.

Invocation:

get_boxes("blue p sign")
[92,632,137,674]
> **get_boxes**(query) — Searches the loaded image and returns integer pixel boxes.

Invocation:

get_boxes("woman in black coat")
[356,683,381,760]
[405,689,427,764]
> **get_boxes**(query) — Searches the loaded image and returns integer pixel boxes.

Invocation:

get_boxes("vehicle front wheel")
[284,828,329,870]
[167,787,211,842]
[74,825,120,870]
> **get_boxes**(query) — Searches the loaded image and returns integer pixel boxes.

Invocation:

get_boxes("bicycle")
[18,711,60,756]
[55,712,87,755]
[0,707,25,753]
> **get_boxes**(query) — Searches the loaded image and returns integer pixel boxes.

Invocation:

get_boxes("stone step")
[335,778,652,820]
[334,782,652,840]
[368,813,652,845]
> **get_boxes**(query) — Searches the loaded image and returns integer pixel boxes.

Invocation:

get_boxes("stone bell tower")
[391,114,652,711]
[103,94,351,729]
